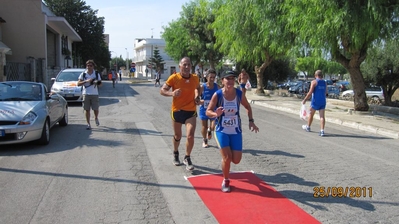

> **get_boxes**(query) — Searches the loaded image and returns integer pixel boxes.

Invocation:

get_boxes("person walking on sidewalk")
[301,70,328,136]
[206,70,259,193]
[154,69,161,87]
[118,69,122,81]
[198,69,219,148]
[77,60,102,130]
[160,57,201,171]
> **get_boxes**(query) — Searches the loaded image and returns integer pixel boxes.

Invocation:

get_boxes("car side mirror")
[50,94,60,100]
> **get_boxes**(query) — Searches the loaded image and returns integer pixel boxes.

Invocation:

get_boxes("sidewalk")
[245,89,399,139]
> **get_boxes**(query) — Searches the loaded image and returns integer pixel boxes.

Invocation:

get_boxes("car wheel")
[37,119,50,145]
[59,107,68,126]
[372,96,380,101]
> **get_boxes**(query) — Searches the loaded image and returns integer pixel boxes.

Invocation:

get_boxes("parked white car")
[51,68,85,103]
[342,86,384,100]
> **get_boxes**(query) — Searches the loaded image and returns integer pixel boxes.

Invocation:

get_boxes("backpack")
[81,71,100,90]
[83,71,100,80]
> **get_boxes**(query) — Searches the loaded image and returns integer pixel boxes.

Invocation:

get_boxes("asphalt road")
[0,79,398,224]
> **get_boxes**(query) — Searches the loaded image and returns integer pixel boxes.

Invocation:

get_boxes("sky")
[84,0,190,60]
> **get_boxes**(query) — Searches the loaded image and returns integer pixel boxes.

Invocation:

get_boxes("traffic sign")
[130,67,136,73]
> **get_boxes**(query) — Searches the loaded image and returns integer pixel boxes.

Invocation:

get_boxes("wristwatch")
[249,119,254,122]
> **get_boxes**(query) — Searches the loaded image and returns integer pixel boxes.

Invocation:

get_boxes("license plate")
[65,94,74,98]
[0,130,5,137]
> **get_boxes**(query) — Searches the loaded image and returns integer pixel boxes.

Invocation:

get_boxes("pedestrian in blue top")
[302,70,328,136]
[198,69,219,148]
[206,71,259,193]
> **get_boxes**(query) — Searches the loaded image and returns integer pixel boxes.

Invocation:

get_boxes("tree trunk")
[336,49,369,111]
[254,55,273,95]
[347,67,369,111]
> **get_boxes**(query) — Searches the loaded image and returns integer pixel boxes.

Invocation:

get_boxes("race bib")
[204,100,210,108]
[222,115,238,128]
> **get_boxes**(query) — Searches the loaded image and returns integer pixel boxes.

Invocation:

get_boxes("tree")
[295,57,347,80]
[162,19,192,64]
[283,1,399,111]
[163,0,224,73]
[238,58,295,89]
[295,57,325,80]
[182,0,224,69]
[213,0,294,95]
[148,46,165,76]
[43,0,110,70]
[361,40,399,106]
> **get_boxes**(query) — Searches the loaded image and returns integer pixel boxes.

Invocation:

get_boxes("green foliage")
[238,58,296,85]
[361,40,399,105]
[148,47,166,72]
[162,19,192,63]
[162,0,224,72]
[43,0,110,70]
[283,0,399,110]
[110,56,128,71]
[295,57,347,79]
[212,0,295,94]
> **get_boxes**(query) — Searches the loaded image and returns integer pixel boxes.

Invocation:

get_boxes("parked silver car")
[51,68,85,103]
[342,86,384,100]
[0,81,68,145]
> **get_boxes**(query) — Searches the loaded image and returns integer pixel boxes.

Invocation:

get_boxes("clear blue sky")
[84,0,189,60]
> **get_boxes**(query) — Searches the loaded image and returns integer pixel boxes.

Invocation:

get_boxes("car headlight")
[19,111,38,125]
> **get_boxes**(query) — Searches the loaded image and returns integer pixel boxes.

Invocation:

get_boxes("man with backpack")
[78,59,102,130]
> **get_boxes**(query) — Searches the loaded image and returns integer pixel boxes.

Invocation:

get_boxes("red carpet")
[187,171,320,224]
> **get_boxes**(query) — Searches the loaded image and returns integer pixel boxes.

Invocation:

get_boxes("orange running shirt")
[165,73,199,112]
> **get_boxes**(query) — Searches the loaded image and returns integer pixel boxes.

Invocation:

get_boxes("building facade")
[0,0,81,85]
[133,38,178,80]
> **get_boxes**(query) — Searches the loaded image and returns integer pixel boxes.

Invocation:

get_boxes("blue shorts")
[215,132,242,151]
[311,104,326,110]
[199,109,216,121]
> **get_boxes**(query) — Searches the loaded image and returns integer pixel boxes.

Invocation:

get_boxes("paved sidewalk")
[245,90,399,139]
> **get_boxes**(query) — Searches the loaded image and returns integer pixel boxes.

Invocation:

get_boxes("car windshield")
[56,71,82,82]
[0,83,42,101]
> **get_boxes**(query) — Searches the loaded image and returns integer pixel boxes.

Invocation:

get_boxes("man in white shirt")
[77,60,102,130]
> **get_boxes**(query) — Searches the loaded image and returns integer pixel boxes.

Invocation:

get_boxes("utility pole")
[125,48,129,76]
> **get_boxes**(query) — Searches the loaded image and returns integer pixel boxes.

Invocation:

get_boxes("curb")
[251,100,399,139]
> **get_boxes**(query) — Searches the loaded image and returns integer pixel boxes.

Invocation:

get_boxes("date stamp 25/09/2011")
[313,186,373,198]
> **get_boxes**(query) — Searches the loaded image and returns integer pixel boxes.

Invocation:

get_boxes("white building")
[133,38,179,80]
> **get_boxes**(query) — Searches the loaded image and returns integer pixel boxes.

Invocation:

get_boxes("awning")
[47,16,82,42]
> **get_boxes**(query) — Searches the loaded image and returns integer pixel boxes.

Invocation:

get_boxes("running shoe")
[86,124,91,130]
[221,179,231,193]
[202,139,209,148]
[173,151,180,166]
[95,118,100,126]
[183,156,194,171]
[207,128,212,140]
[302,125,310,132]
[319,130,325,137]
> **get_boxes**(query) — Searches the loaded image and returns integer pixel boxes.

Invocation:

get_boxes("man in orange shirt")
[160,57,201,170]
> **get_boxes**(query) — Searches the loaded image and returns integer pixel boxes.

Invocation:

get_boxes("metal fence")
[4,59,60,89]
